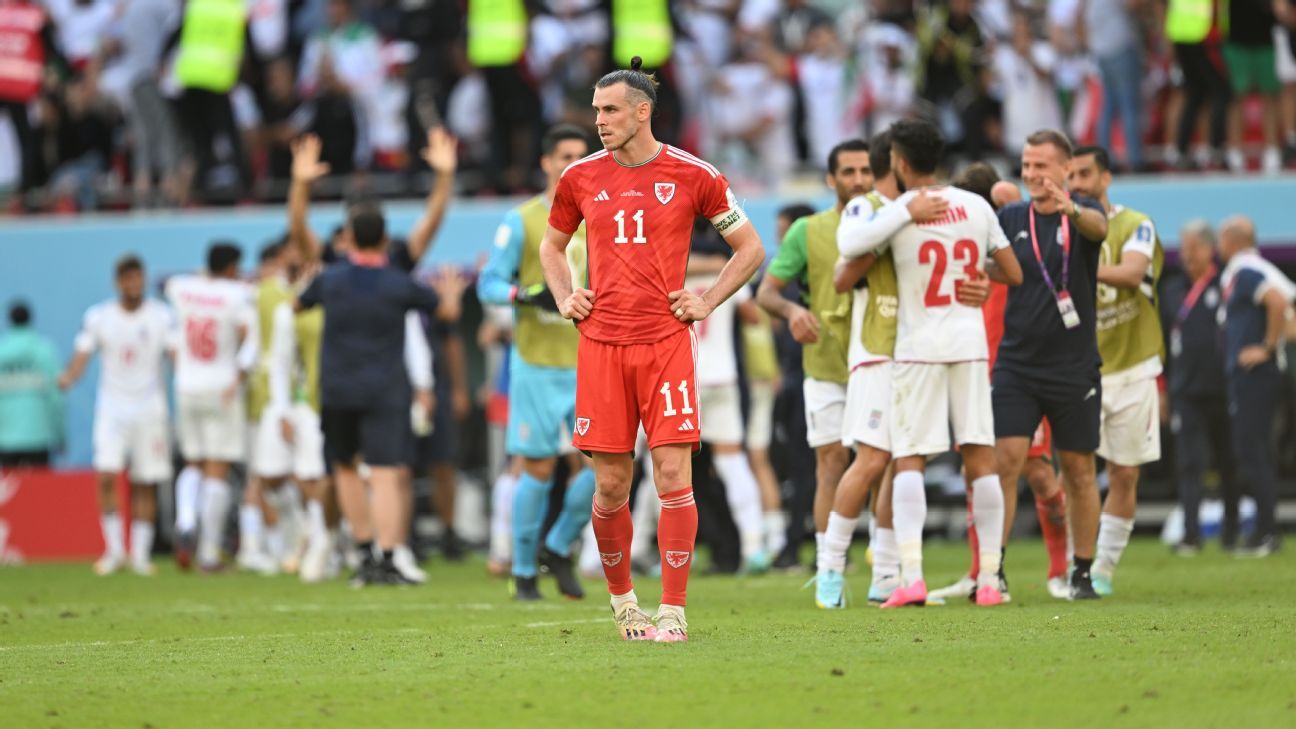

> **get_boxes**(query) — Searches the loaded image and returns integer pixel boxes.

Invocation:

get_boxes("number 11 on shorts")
[660,380,695,417]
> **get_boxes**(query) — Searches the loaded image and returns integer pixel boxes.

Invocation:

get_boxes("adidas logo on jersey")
[594,190,610,202]
[677,419,695,432]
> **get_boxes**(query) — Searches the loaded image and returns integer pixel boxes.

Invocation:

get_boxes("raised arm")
[288,135,330,263]
[405,127,459,263]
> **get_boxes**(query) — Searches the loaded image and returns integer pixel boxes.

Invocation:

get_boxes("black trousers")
[174,88,249,193]
[1228,366,1282,538]
[1,99,39,192]
[772,381,816,563]
[1172,392,1237,542]
[1174,42,1231,155]
[0,450,50,468]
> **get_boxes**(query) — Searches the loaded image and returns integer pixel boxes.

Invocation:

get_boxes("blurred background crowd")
[3,0,1296,213]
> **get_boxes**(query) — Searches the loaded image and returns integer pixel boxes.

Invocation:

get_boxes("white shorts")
[746,380,776,451]
[700,383,744,445]
[1097,375,1161,466]
[890,361,993,458]
[93,407,172,483]
[1276,28,1296,84]
[842,361,892,452]
[252,403,326,480]
[803,377,847,448]
[177,392,247,463]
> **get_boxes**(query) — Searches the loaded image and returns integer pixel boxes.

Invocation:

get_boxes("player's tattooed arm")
[540,225,593,321]
[833,254,876,294]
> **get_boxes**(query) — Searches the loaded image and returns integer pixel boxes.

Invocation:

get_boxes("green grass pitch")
[2,539,1292,728]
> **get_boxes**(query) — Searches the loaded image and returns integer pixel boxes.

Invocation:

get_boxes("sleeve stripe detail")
[665,147,719,178]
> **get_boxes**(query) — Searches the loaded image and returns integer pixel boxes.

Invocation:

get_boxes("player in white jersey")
[59,256,174,577]
[837,119,1023,607]
[165,243,259,571]
[686,270,768,572]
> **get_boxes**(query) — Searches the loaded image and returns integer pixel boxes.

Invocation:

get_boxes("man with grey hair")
[1218,216,1295,557]
[1163,220,1235,554]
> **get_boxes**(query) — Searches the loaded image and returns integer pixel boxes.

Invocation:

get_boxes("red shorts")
[573,328,701,453]
[1029,418,1053,461]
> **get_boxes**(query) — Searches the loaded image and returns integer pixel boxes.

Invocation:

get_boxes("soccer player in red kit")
[539,59,765,643]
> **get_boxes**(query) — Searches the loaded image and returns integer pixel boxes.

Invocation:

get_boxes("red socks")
[1036,490,1068,579]
[658,487,698,607]
[592,498,634,596]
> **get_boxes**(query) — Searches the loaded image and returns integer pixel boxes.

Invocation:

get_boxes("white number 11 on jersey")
[614,209,647,244]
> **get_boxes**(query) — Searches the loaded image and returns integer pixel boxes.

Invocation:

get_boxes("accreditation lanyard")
[1170,263,1217,358]
[1174,264,1217,329]
[1029,205,1080,330]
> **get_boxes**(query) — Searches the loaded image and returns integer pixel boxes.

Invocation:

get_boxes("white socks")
[970,475,1005,583]
[714,452,765,560]
[174,466,202,533]
[238,503,264,555]
[763,510,787,557]
[892,470,927,585]
[872,526,899,581]
[489,471,517,562]
[822,511,858,573]
[611,589,640,614]
[101,513,124,559]
[130,520,154,567]
[1095,513,1134,579]
[198,478,231,566]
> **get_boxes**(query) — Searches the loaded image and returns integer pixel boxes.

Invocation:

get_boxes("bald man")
[1218,217,1295,557]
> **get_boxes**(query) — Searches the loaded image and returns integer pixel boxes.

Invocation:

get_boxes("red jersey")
[548,145,745,345]
[983,281,1009,371]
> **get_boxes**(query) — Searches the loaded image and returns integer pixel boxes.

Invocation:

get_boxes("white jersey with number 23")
[888,186,1009,363]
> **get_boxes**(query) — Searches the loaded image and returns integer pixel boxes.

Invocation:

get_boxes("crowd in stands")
[2,0,1296,213]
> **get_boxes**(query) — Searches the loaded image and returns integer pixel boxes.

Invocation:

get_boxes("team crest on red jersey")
[575,417,591,436]
[655,182,676,205]
[664,550,691,569]
[601,551,623,567]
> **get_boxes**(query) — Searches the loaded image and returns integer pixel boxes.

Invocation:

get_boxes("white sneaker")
[927,575,976,604]
[94,554,124,576]
[299,533,334,584]
[1047,576,1070,600]
[1262,146,1282,175]
[237,550,279,576]
[1227,148,1247,173]
[131,559,157,577]
[392,545,428,584]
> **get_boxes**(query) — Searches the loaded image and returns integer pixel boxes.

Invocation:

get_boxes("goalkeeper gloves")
[513,283,560,312]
